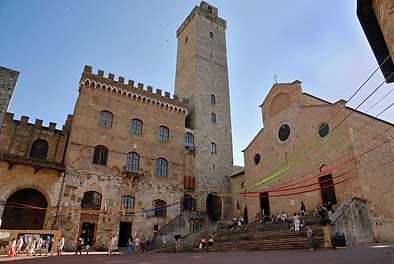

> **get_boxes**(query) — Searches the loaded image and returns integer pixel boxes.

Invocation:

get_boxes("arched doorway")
[1,188,48,230]
[206,193,222,222]
[243,206,248,225]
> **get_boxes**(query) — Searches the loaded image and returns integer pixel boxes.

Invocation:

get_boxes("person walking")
[293,213,300,235]
[16,235,24,256]
[85,237,91,255]
[307,226,315,250]
[300,202,306,218]
[127,237,133,255]
[34,236,43,256]
[134,236,140,255]
[107,236,113,256]
[46,237,53,256]
[58,235,65,256]
[75,238,82,255]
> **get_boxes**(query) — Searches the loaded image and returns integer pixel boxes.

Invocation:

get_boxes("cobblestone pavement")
[0,244,393,264]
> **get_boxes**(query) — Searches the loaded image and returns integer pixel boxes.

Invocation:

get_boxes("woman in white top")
[293,213,300,234]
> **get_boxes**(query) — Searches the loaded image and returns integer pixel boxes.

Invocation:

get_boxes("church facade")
[234,81,394,242]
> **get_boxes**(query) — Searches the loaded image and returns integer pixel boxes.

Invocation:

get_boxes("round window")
[254,154,261,165]
[319,123,329,137]
[278,124,291,142]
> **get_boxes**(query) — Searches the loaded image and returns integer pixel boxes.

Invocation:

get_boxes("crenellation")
[118,76,124,84]
[98,70,104,77]
[147,85,153,92]
[35,118,43,127]
[173,94,179,100]
[137,83,144,89]
[156,89,162,95]
[49,122,57,131]
[4,112,14,121]
[20,116,29,124]
[165,91,170,98]
[83,65,92,73]
[108,73,115,80]
[128,79,134,86]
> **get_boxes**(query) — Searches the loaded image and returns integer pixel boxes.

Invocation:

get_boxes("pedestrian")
[16,235,24,256]
[46,237,53,256]
[75,238,83,255]
[107,236,113,256]
[127,237,133,255]
[162,233,168,246]
[293,213,300,235]
[111,235,117,256]
[58,235,65,255]
[300,202,306,217]
[34,236,43,256]
[134,236,140,255]
[85,237,90,255]
[307,226,314,250]
[30,238,36,256]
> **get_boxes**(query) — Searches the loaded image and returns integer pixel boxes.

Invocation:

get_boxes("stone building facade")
[358,0,394,83]
[0,1,235,249]
[0,67,19,126]
[238,81,394,242]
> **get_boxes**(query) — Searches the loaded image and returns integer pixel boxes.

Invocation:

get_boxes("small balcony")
[123,166,145,179]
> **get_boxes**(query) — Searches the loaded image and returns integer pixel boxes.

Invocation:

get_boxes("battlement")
[176,1,226,38]
[3,112,64,134]
[81,65,189,114]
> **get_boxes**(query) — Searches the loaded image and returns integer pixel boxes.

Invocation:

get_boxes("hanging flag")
[103,201,107,223]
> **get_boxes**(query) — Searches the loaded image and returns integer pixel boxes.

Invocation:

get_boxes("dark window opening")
[319,123,329,137]
[210,143,216,154]
[211,94,216,105]
[125,152,139,172]
[99,111,113,127]
[184,132,194,148]
[81,191,102,210]
[158,126,169,142]
[30,139,49,160]
[121,196,135,215]
[156,158,167,177]
[209,32,213,39]
[211,113,216,124]
[278,124,291,141]
[131,119,143,135]
[153,200,167,217]
[254,154,261,165]
[93,145,108,165]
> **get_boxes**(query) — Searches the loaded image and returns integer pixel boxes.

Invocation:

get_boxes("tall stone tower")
[0,67,19,126]
[175,2,233,220]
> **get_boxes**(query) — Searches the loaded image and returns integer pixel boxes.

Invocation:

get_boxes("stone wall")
[373,0,394,59]
[0,67,19,126]
[174,2,234,219]
[58,67,188,249]
[331,197,374,245]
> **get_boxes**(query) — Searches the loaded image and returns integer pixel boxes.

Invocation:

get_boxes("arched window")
[184,132,194,148]
[93,145,108,165]
[130,119,143,135]
[158,126,169,142]
[126,152,139,172]
[98,111,113,127]
[211,113,216,124]
[153,199,167,217]
[30,139,49,159]
[211,94,216,105]
[81,191,102,210]
[156,158,167,177]
[121,196,135,215]
[210,143,216,154]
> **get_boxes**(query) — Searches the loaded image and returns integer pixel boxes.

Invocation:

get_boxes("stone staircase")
[208,220,325,252]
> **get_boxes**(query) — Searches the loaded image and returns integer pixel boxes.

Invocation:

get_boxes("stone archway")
[1,188,48,230]
[206,193,222,222]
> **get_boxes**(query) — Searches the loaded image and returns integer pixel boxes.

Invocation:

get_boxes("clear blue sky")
[1,0,393,166]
